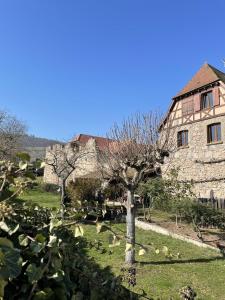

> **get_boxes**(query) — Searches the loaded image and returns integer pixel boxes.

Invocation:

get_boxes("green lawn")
[83,223,225,300]
[18,188,60,208]
[16,187,225,299]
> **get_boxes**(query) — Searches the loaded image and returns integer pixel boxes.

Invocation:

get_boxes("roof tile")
[72,134,111,150]
[175,63,225,98]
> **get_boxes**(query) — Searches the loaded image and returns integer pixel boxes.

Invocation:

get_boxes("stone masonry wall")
[43,139,99,185]
[162,115,225,198]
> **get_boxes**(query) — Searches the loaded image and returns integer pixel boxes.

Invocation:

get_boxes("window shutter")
[213,86,220,106]
[194,93,201,112]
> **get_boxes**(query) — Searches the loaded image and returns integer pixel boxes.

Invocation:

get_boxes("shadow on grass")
[138,255,224,266]
[4,199,142,300]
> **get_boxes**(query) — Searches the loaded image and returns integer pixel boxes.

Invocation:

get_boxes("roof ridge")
[174,63,225,98]
[208,63,225,79]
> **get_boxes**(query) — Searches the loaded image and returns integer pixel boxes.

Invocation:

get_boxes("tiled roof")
[175,63,225,98]
[72,134,111,150]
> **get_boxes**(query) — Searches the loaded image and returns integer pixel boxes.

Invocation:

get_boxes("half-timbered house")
[162,63,225,200]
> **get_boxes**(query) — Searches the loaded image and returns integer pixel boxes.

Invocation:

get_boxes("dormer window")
[201,91,213,110]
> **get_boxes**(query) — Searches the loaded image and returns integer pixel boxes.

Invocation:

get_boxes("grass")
[83,223,225,300]
[15,187,225,298]
[137,208,173,222]
[18,187,60,208]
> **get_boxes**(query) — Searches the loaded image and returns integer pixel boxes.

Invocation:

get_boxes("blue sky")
[0,0,225,141]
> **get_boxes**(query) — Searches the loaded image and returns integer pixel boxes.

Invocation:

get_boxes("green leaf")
[51,257,62,269]
[26,263,42,284]
[30,241,43,254]
[0,279,6,299]
[33,288,54,300]
[0,238,13,249]
[0,247,22,279]
[18,234,29,247]
[35,233,46,244]
[74,225,84,237]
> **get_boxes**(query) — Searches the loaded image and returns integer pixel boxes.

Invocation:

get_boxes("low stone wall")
[135,218,219,252]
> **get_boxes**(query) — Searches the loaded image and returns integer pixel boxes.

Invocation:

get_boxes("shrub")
[137,177,171,211]
[183,201,225,230]
[0,201,136,300]
[67,178,101,208]
[41,183,59,194]
[103,182,125,201]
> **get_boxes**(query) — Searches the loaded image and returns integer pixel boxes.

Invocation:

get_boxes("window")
[177,130,188,147]
[207,123,221,143]
[201,91,213,109]
[182,99,194,116]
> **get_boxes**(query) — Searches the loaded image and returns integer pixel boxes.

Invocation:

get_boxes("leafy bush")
[0,201,136,300]
[183,201,225,230]
[0,159,135,299]
[137,177,171,211]
[67,178,101,208]
[41,183,59,194]
[103,182,125,201]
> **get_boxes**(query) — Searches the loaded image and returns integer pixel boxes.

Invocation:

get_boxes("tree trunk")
[60,179,66,220]
[142,198,146,220]
[125,189,135,264]
[175,214,178,227]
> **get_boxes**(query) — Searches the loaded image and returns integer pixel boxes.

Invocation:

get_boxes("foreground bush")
[0,201,136,300]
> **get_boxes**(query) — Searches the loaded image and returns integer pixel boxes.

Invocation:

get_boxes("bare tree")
[0,110,26,160]
[100,112,171,264]
[45,143,94,219]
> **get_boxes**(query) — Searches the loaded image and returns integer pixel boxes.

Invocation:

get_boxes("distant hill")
[19,135,63,161]
[21,135,62,148]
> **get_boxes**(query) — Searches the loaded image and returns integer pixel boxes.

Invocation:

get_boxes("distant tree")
[45,143,93,219]
[0,110,26,160]
[100,112,171,264]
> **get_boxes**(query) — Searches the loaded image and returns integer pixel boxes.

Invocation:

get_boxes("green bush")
[0,201,136,300]
[67,178,101,208]
[103,182,125,201]
[137,177,171,211]
[183,201,225,229]
[41,183,59,194]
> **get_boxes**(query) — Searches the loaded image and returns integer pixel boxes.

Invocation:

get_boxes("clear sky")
[0,0,225,141]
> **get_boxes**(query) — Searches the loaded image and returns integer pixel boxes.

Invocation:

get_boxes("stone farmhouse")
[162,63,225,199]
[43,134,110,185]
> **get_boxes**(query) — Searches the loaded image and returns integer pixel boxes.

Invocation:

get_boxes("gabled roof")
[72,134,111,150]
[175,63,225,98]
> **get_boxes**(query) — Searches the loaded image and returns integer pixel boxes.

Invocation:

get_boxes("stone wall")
[162,114,225,198]
[43,138,99,185]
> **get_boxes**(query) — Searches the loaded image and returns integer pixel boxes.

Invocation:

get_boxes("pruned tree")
[45,143,94,219]
[100,112,171,264]
[0,110,26,160]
